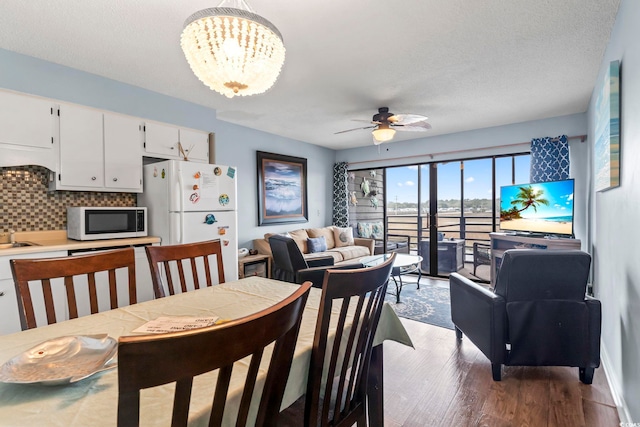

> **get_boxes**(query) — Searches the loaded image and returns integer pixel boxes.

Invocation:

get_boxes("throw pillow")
[307,236,328,253]
[306,227,336,249]
[357,222,372,239]
[333,226,354,248]
[371,222,384,239]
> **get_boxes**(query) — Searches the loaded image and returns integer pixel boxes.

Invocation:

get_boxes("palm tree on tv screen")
[507,185,550,218]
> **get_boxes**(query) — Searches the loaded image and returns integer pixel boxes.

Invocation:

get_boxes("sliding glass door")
[385,166,419,251]
[462,158,494,248]
[349,152,530,281]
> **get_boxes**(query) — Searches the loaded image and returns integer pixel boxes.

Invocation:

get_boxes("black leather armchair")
[449,249,601,384]
[268,235,361,288]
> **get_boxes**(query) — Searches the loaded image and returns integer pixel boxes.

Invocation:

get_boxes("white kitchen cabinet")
[0,90,56,169]
[144,121,180,158]
[0,90,54,149]
[54,105,143,192]
[58,104,104,189]
[0,250,67,336]
[104,112,143,191]
[179,128,209,162]
[144,121,209,163]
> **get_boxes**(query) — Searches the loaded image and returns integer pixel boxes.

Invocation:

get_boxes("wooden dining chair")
[10,247,137,330]
[279,253,395,427]
[117,281,312,427]
[145,240,225,298]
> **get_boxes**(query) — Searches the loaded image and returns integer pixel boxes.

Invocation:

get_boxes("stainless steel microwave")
[67,207,147,240]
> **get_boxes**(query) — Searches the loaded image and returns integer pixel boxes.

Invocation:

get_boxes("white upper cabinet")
[144,121,180,158]
[144,121,209,163]
[1,89,212,184]
[0,90,56,169]
[179,128,209,163]
[0,90,54,149]
[55,105,143,192]
[59,104,104,189]
[104,113,143,191]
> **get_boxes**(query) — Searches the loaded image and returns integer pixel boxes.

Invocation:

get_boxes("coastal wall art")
[594,60,621,192]
[257,151,308,225]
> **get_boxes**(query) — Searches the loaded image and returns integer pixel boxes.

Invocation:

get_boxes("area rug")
[384,277,455,330]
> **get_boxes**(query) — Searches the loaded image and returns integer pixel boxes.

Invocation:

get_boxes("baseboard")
[601,344,632,423]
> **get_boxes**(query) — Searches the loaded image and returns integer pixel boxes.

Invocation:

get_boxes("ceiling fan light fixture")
[180,0,286,98]
[372,123,396,144]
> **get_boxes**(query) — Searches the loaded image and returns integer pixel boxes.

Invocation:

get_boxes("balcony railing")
[386,212,496,256]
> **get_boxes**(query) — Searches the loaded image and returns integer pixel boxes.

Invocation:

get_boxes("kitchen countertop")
[0,230,161,256]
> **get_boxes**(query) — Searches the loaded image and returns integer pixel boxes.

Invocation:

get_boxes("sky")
[385,155,531,203]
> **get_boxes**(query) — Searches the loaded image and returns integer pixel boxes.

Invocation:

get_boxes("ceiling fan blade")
[390,114,429,125]
[392,121,432,131]
[334,125,376,135]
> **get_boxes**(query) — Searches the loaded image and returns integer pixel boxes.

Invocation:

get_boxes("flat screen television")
[499,178,575,237]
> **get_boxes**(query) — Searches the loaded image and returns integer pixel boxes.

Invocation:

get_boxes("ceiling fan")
[335,107,431,144]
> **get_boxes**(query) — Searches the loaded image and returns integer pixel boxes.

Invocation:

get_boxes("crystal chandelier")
[180,0,286,98]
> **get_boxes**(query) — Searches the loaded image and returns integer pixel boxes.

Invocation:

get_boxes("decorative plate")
[0,334,117,386]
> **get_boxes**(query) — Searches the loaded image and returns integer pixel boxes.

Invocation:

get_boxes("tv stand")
[489,232,581,286]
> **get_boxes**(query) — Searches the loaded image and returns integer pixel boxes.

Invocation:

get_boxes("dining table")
[0,276,413,426]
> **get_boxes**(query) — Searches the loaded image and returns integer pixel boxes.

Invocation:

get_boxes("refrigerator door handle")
[177,167,184,244]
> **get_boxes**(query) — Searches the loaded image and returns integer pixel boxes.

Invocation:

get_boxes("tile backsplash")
[1,166,136,232]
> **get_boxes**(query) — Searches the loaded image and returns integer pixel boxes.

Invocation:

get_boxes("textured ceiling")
[0,0,620,150]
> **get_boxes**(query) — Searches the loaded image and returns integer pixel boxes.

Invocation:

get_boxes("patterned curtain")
[332,162,349,227]
[529,135,569,182]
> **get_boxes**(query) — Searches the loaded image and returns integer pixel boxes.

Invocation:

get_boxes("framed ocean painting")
[594,60,620,192]
[257,151,308,225]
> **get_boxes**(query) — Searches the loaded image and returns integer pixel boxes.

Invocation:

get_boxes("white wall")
[0,48,336,249]
[586,0,640,421]
[214,121,336,247]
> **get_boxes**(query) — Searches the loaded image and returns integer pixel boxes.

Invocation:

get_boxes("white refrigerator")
[138,160,238,281]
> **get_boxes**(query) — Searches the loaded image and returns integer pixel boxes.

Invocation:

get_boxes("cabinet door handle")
[0,291,4,297]
[113,178,118,182]
[91,176,97,181]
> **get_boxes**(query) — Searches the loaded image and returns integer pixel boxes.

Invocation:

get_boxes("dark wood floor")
[382,318,619,427]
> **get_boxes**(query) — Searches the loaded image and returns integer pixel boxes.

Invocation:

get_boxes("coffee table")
[361,253,423,303]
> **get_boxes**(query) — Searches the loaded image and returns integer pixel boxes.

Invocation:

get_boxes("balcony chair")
[117,282,311,427]
[352,222,410,255]
[145,240,225,298]
[373,234,411,255]
[449,249,601,384]
[420,233,465,273]
[472,241,492,276]
[10,247,137,330]
[268,234,361,288]
[278,254,395,426]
